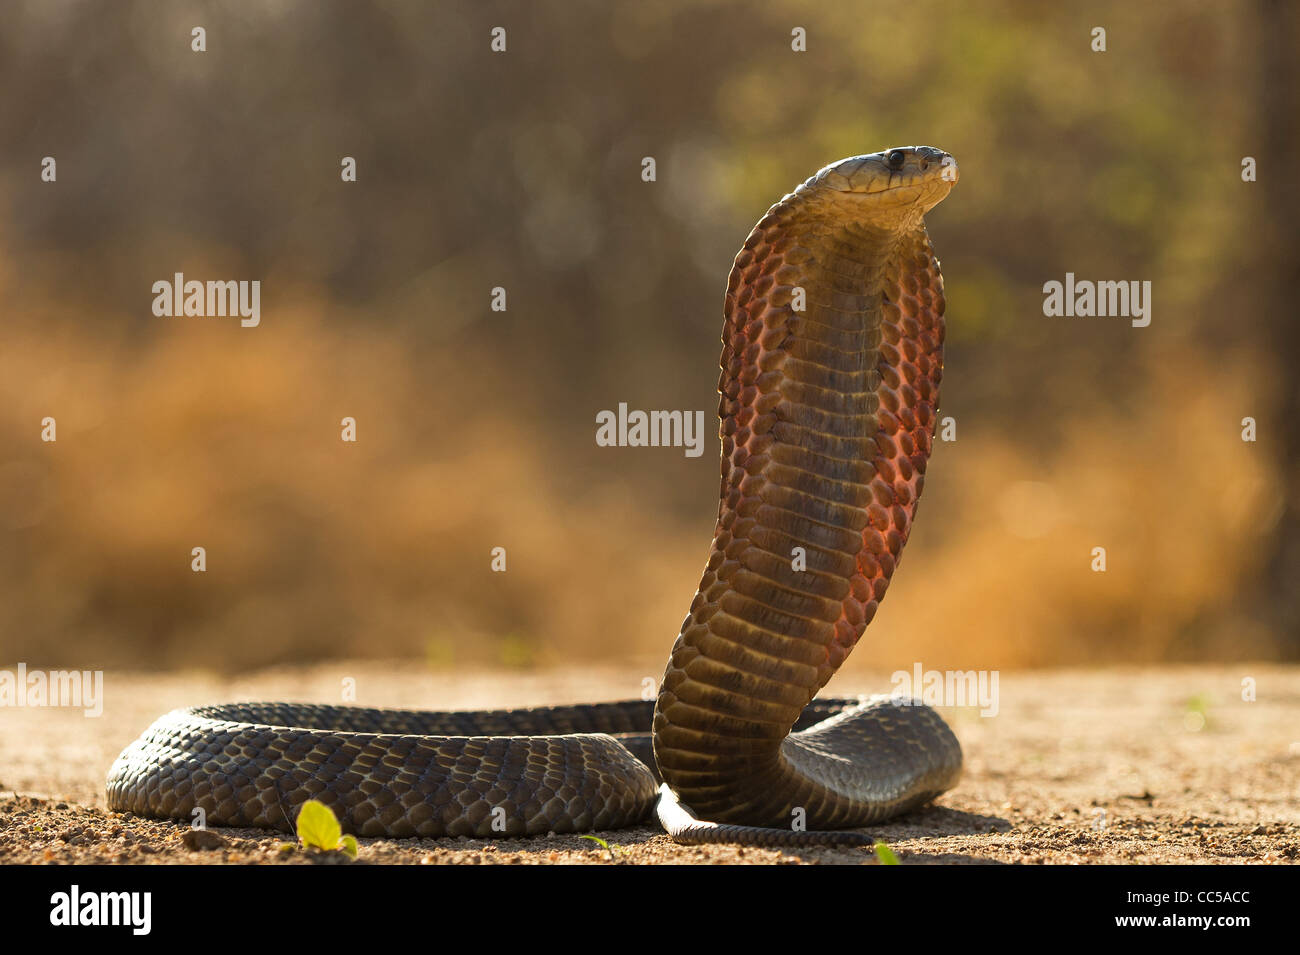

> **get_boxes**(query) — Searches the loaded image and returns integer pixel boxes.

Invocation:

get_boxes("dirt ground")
[1,662,1296,865]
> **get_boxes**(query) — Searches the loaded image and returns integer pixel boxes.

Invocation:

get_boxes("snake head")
[800,147,957,227]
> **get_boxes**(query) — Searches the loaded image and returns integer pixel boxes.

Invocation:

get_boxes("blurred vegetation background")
[0,0,1295,675]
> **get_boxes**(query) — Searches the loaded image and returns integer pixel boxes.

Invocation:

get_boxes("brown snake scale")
[108,147,963,847]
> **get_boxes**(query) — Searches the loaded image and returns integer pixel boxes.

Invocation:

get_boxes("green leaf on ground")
[296,799,344,852]
[874,840,900,865]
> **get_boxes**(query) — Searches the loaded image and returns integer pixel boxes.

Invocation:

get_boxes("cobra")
[108,146,962,848]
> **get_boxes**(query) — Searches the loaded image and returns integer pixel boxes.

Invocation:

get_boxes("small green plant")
[579,834,617,861]
[1185,693,1212,731]
[295,800,358,858]
[873,840,900,865]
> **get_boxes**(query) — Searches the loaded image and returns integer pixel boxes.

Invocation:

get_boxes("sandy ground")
[0,662,1297,865]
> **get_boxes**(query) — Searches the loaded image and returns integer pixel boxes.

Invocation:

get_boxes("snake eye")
[886,150,907,170]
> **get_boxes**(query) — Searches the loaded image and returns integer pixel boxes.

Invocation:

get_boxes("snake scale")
[108,147,962,847]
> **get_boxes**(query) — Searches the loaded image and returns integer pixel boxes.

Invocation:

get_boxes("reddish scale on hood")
[830,235,946,673]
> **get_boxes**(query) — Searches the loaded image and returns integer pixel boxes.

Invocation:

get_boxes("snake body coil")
[108,148,962,845]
